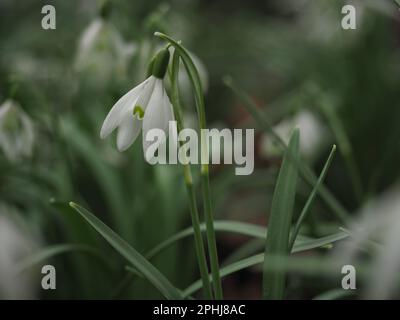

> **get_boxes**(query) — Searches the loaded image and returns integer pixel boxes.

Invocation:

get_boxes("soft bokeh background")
[0,0,400,299]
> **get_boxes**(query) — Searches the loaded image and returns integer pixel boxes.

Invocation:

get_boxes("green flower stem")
[169,50,213,299]
[156,32,223,299]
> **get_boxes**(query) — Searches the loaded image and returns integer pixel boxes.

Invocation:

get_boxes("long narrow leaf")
[289,145,336,250]
[69,202,182,300]
[183,244,349,298]
[146,221,266,259]
[263,129,299,299]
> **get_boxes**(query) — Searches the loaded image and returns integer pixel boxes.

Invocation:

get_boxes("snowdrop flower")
[260,110,327,161]
[100,48,174,155]
[333,185,400,299]
[75,15,136,82]
[0,99,34,162]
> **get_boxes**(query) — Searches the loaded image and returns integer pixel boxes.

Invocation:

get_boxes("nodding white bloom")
[0,99,34,162]
[333,185,400,299]
[260,110,327,161]
[75,17,136,79]
[100,48,174,155]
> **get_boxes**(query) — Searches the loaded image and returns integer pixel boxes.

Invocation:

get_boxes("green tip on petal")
[133,105,145,119]
[151,48,170,79]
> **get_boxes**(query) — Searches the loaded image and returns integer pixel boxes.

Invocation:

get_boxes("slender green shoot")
[69,202,182,300]
[289,145,337,250]
[263,129,299,299]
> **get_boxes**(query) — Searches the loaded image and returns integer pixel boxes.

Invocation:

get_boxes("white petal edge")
[135,76,156,111]
[100,79,147,139]
[116,116,142,152]
[142,79,166,156]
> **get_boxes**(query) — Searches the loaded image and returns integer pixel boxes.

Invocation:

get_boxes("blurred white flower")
[334,185,400,299]
[100,75,174,153]
[260,110,326,161]
[0,205,39,299]
[75,17,136,81]
[0,99,34,162]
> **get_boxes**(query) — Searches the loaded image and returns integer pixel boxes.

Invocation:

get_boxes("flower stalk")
[156,32,223,299]
[169,50,213,299]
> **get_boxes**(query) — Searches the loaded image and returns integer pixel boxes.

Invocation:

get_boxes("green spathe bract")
[151,48,170,79]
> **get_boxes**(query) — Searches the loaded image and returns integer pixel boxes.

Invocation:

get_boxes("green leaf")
[182,242,347,298]
[146,220,266,259]
[319,99,362,201]
[145,220,344,260]
[69,202,182,300]
[313,288,355,300]
[289,145,336,250]
[263,129,299,300]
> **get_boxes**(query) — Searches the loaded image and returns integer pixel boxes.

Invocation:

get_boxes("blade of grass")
[146,220,266,259]
[289,145,337,250]
[69,202,182,300]
[223,77,350,224]
[313,288,355,300]
[124,231,348,297]
[319,101,362,202]
[263,129,299,299]
[145,220,343,260]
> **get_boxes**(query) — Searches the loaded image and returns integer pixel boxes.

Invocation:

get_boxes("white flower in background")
[334,185,400,299]
[260,110,326,161]
[0,204,39,299]
[75,17,136,81]
[100,49,174,154]
[0,99,34,162]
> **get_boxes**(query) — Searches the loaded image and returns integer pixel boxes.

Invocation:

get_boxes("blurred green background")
[0,0,399,299]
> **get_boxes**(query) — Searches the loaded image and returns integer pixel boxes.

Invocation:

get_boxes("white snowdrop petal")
[135,76,156,111]
[163,93,175,132]
[100,80,147,139]
[163,94,178,151]
[142,80,166,155]
[116,116,142,152]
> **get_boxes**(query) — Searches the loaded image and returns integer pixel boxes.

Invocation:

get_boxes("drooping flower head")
[75,1,136,82]
[0,99,34,162]
[100,48,174,155]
